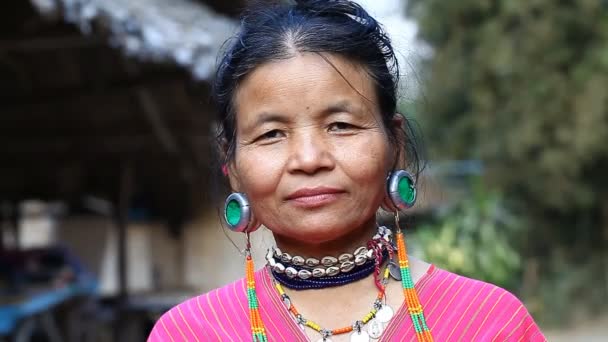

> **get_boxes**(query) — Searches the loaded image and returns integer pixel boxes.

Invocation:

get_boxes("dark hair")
[213,0,422,176]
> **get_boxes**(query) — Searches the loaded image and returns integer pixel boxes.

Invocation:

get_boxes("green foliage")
[407,0,608,323]
[414,185,522,290]
[408,0,608,212]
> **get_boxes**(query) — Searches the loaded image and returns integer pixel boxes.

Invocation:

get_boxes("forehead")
[234,53,379,121]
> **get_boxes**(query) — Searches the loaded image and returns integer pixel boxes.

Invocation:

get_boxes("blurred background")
[0,0,606,341]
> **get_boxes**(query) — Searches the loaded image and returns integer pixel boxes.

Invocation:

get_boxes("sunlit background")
[1,0,606,341]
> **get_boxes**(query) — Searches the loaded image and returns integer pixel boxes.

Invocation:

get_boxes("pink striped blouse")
[148,265,546,341]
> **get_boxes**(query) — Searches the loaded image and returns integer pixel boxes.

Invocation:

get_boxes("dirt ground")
[543,315,608,342]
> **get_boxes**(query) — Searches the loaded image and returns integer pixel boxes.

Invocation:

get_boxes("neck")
[272,217,377,259]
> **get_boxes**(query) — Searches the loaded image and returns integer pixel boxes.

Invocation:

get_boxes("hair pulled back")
[213,0,421,176]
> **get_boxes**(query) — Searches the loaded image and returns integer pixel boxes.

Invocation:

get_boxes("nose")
[286,131,335,175]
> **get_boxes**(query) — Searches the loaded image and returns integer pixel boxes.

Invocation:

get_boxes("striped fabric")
[148,265,546,341]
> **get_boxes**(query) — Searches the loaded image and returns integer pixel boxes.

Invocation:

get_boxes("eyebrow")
[323,100,360,116]
[242,112,290,133]
[320,100,372,125]
[243,100,364,133]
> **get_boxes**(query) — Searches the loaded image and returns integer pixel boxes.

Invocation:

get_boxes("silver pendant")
[367,319,384,339]
[388,261,401,281]
[375,305,394,323]
[350,331,370,342]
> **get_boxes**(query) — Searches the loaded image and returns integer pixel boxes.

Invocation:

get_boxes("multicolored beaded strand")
[274,266,392,341]
[394,214,433,342]
[245,234,268,342]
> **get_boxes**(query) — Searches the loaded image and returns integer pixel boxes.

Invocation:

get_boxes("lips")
[286,187,345,208]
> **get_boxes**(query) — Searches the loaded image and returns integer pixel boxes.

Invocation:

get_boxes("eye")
[256,129,284,142]
[328,122,356,131]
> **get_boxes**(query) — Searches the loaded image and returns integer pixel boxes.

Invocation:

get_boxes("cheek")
[235,147,285,198]
[335,134,391,184]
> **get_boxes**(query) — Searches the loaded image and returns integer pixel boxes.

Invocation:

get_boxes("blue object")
[0,246,99,336]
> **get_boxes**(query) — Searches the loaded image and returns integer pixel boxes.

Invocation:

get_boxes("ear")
[390,113,406,164]
[391,113,405,132]
[219,137,241,192]
[227,161,242,193]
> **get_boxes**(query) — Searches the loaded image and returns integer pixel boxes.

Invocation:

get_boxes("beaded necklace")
[272,255,380,290]
[244,224,433,342]
[274,266,392,342]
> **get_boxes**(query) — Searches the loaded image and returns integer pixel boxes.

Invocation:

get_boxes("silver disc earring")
[223,192,261,233]
[381,169,417,212]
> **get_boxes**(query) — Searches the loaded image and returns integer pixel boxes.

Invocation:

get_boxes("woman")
[149,1,546,341]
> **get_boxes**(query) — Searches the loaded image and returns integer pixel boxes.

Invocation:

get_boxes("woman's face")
[230,53,394,244]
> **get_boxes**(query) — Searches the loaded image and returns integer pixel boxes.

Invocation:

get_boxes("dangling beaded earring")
[223,193,268,341]
[383,171,434,342]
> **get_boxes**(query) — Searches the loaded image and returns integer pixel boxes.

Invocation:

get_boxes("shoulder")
[147,277,250,341]
[422,267,546,341]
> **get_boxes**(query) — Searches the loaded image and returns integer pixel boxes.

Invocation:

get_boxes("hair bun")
[294,0,379,31]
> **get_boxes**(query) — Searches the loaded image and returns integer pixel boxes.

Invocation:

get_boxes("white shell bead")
[305,257,320,267]
[280,252,292,263]
[339,253,354,263]
[321,256,338,266]
[365,249,374,259]
[312,268,326,277]
[285,267,298,278]
[340,261,355,272]
[326,266,340,276]
[354,246,368,256]
[355,254,367,265]
[297,269,312,279]
[292,255,305,266]
[273,263,285,273]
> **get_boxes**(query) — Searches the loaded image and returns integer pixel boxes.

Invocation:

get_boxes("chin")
[281,219,364,244]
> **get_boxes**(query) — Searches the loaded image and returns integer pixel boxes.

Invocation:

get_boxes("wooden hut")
[1,1,276,341]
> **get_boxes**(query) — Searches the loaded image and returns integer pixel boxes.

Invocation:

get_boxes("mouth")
[285,187,345,208]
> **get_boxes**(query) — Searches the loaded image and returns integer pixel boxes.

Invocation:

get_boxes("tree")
[407,0,608,322]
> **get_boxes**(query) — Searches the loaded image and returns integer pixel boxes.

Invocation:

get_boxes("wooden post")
[113,162,134,342]
[0,201,6,252]
[603,201,608,301]
[117,163,134,302]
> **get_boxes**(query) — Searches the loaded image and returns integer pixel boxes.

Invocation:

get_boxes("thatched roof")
[30,0,238,80]
[0,0,244,220]
[1,0,244,303]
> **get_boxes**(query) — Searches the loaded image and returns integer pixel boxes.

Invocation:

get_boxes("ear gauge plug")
[381,170,417,212]
[224,192,261,233]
